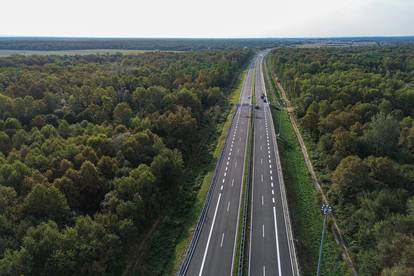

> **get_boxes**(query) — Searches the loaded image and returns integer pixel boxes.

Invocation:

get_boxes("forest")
[1,37,412,52]
[269,46,414,275]
[0,50,250,274]
[0,37,287,51]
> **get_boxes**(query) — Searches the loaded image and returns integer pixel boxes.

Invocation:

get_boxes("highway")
[248,53,299,276]
[182,60,254,276]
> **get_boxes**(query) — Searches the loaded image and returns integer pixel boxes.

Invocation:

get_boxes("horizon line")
[1,34,414,40]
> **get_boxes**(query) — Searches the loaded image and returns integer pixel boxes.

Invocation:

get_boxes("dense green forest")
[1,37,413,52]
[269,46,414,275]
[0,50,250,274]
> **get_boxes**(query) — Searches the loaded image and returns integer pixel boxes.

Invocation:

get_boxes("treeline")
[269,46,414,275]
[0,37,288,51]
[0,50,250,274]
[0,37,413,52]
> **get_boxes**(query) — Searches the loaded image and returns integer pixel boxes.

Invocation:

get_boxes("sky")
[1,0,413,38]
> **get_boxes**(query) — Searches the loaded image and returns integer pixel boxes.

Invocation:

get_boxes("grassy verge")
[131,68,249,275]
[263,57,348,275]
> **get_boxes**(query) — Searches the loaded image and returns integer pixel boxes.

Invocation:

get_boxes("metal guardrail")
[178,105,240,276]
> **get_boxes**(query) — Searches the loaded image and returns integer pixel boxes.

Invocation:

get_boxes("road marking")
[261,145,263,151]
[199,193,222,276]
[271,182,274,187]
[263,265,266,276]
[220,233,225,247]
[224,172,227,177]
[262,195,264,206]
[228,157,230,161]
[272,206,282,276]
[270,176,273,181]
[227,161,229,166]
[270,170,272,175]
[221,185,223,190]
[227,201,230,212]
[272,198,275,203]
[268,150,271,154]
[231,178,234,187]
[269,159,271,164]
[261,158,263,164]
[269,164,272,169]
[272,190,274,195]
[225,166,228,171]
[262,224,265,237]
[223,179,225,183]
[261,174,263,182]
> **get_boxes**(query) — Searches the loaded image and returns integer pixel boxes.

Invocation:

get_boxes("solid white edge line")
[198,193,222,276]
[273,206,282,276]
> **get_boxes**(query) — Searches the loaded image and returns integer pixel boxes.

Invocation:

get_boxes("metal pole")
[317,204,332,276]
[316,214,327,276]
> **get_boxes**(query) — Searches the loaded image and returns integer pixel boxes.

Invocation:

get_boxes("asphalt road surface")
[248,54,298,276]
[184,61,254,276]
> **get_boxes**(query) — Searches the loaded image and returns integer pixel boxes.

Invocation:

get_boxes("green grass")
[263,58,349,275]
[128,69,249,275]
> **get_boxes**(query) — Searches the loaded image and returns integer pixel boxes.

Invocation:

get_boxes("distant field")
[0,49,148,56]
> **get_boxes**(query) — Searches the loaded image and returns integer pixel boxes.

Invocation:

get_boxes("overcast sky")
[1,0,413,38]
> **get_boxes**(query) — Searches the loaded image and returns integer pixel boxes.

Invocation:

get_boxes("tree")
[330,156,370,203]
[22,184,70,224]
[363,113,400,156]
[78,161,104,213]
[151,149,184,196]
[97,156,118,179]
[0,131,11,154]
[113,102,132,125]
[0,160,31,194]
[301,110,319,140]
